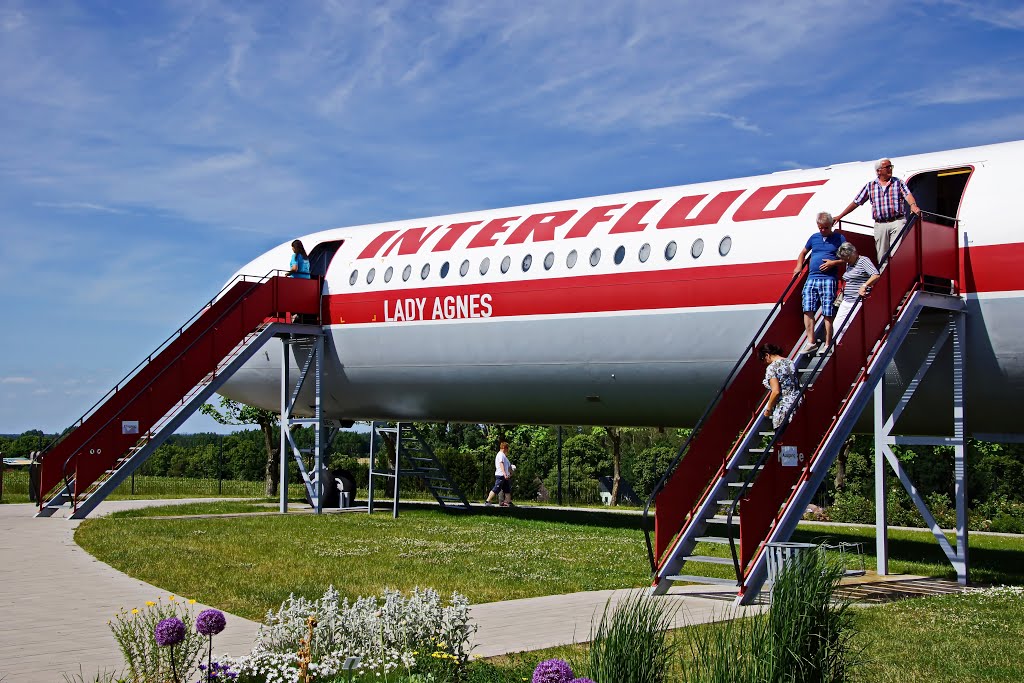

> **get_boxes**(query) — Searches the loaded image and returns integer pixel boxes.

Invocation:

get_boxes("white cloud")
[33,201,129,214]
[1,376,34,384]
[907,65,1024,105]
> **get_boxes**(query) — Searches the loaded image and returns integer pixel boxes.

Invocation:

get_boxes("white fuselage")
[219,141,1024,436]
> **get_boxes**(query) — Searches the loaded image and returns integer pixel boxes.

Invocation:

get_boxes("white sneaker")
[799,341,820,355]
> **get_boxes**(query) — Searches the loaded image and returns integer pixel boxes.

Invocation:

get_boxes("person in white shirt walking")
[485,441,514,507]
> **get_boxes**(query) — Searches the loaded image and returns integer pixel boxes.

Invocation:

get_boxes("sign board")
[122,421,139,435]
[779,445,800,467]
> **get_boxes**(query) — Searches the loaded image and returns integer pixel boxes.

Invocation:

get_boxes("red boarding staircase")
[36,273,322,519]
[643,215,962,603]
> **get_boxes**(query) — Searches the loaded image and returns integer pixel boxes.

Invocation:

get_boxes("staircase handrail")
[641,260,811,572]
[723,213,929,582]
[41,269,291,461]
[47,271,321,504]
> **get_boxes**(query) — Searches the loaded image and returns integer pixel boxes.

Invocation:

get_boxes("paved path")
[0,499,942,680]
[0,501,261,682]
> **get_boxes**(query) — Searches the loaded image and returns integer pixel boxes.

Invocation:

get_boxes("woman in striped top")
[833,242,880,342]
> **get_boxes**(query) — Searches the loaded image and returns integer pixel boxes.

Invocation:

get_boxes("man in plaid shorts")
[833,157,921,262]
[794,212,846,355]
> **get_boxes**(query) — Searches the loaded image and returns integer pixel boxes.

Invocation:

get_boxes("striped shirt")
[852,176,912,222]
[841,256,879,302]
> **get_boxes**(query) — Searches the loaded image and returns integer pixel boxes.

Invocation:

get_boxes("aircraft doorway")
[907,166,973,227]
[309,240,344,278]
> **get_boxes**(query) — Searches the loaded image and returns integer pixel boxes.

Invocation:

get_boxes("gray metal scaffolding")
[874,310,968,584]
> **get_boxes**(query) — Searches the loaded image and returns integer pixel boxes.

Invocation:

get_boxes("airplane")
[215,139,1021,439]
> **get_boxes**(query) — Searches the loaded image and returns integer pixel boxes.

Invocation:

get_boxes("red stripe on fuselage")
[326,260,793,325]
[325,243,1024,326]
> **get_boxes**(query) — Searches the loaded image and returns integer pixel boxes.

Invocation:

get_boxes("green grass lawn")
[75,508,653,620]
[852,587,1024,682]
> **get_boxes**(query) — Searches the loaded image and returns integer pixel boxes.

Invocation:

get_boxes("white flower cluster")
[221,586,476,681]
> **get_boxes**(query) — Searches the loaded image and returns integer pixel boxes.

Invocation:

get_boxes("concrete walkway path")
[0,501,261,682]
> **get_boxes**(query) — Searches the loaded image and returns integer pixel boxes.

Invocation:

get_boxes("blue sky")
[2,0,1023,434]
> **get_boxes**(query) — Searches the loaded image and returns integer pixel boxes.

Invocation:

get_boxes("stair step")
[706,515,738,524]
[665,574,738,587]
[726,482,748,488]
[758,431,775,436]
[683,555,734,565]
[748,447,768,454]
[694,536,730,544]
[716,499,737,505]
[737,464,764,471]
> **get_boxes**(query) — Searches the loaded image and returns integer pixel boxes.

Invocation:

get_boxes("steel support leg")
[953,312,969,585]
[368,424,377,515]
[874,382,889,576]
[279,339,290,514]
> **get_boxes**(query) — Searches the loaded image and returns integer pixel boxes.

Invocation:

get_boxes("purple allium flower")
[570,679,596,683]
[196,609,227,636]
[532,658,574,683]
[154,617,186,646]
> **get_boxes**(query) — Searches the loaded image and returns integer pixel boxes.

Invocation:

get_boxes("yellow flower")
[131,608,139,615]
[169,595,176,601]
[146,601,156,607]
[188,599,196,605]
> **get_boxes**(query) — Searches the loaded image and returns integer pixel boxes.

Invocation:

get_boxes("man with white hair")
[794,212,846,354]
[832,157,922,262]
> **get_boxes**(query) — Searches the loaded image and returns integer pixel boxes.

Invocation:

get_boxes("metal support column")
[952,311,969,584]
[368,423,377,514]
[874,382,889,576]
[279,339,290,514]
[393,422,401,519]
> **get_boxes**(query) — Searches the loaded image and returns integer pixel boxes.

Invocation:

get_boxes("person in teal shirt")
[289,240,310,278]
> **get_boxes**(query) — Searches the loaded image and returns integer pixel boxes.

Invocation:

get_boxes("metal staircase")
[644,215,963,603]
[36,273,322,519]
[367,422,471,515]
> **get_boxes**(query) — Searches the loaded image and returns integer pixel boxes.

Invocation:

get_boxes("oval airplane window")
[590,248,601,266]
[384,266,393,283]
[567,250,578,268]
[440,261,450,278]
[366,268,375,284]
[639,243,651,263]
[402,265,412,281]
[719,236,732,256]
[501,255,511,274]
[544,252,555,270]
[349,269,358,286]
[421,263,430,279]
[691,238,704,259]
[522,254,533,272]
[614,245,625,265]
[665,241,678,260]
[480,257,490,275]
[460,260,470,277]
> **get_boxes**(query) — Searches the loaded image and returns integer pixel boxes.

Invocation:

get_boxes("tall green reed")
[579,591,679,683]
[681,549,859,683]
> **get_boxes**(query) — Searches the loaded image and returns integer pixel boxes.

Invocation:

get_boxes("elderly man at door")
[832,158,922,262]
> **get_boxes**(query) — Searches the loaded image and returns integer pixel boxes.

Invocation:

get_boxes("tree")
[601,427,623,505]
[200,398,279,496]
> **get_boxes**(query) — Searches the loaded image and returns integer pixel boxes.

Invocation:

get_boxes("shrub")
[827,491,874,524]
[224,586,476,681]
